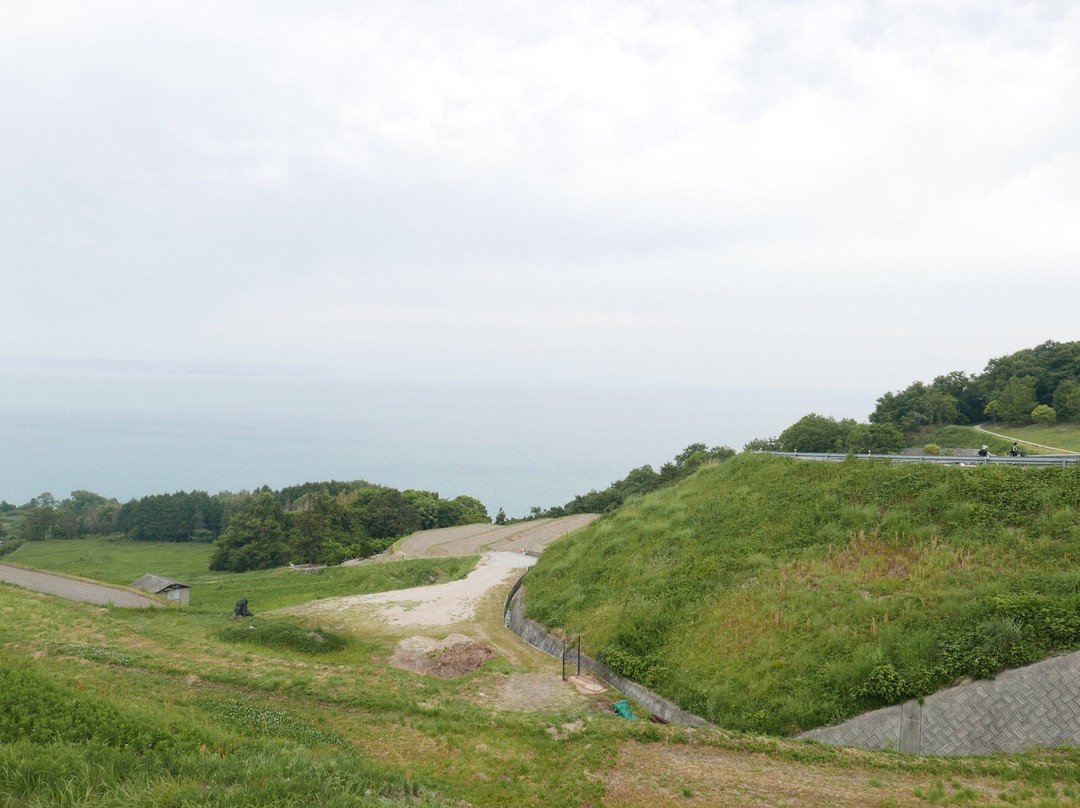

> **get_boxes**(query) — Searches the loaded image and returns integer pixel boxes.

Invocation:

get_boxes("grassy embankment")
[525,452,1080,736]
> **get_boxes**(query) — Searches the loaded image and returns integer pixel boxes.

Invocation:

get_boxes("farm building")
[130,574,190,605]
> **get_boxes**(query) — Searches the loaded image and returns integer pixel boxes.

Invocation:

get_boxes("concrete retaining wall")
[800,649,1080,755]
[502,574,713,727]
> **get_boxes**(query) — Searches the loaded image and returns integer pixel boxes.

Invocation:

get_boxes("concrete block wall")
[800,650,1080,754]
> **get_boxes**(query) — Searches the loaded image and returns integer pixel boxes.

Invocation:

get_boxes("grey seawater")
[0,361,868,516]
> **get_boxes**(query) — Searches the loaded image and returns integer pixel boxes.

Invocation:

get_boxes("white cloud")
[1,0,1077,391]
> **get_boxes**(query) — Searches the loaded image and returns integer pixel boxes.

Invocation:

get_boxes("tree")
[870,382,960,438]
[349,488,420,540]
[743,436,782,452]
[494,508,507,525]
[778,414,850,453]
[451,495,490,525]
[1052,379,1080,421]
[997,376,1039,423]
[845,423,905,454]
[287,493,351,564]
[931,370,986,424]
[209,493,289,572]
[20,501,57,541]
[1032,404,1057,425]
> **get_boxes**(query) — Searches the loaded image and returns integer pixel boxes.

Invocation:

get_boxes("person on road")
[1010,442,1020,457]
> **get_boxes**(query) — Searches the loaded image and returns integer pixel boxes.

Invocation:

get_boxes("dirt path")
[0,563,162,607]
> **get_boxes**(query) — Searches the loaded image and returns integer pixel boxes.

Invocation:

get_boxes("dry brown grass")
[603,740,1004,807]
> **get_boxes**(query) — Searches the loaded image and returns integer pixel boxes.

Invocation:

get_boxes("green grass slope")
[524,453,1080,735]
[15,522,1080,803]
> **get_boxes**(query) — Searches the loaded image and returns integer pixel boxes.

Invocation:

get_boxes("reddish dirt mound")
[390,634,497,679]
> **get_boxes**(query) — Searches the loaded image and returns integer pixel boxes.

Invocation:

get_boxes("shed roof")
[130,574,189,594]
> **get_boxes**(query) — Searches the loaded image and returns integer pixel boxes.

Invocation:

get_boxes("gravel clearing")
[287,551,535,628]
[290,515,596,629]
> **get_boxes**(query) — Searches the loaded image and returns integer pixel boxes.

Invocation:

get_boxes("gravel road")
[0,563,162,607]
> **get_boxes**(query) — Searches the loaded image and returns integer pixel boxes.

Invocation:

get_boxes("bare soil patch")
[390,634,497,679]
[480,672,585,712]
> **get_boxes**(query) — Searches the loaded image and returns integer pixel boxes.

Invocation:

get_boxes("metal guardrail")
[768,451,1080,467]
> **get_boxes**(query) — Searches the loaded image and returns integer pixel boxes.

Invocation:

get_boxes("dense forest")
[0,482,489,572]
[752,339,1080,453]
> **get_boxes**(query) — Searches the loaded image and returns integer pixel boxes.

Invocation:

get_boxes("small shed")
[130,574,190,606]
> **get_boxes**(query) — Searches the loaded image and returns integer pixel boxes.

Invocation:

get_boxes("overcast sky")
[3,0,1079,396]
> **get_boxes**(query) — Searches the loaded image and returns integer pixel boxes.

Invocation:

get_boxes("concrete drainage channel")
[502,571,714,727]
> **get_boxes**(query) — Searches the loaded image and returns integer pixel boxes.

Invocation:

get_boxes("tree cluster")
[767,415,906,454]
[6,491,121,543]
[209,486,490,572]
[531,443,736,518]
[1,480,491,573]
[747,340,1080,452]
[871,340,1080,438]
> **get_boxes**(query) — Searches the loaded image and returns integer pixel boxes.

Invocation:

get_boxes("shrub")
[923,443,941,456]
[1032,404,1057,425]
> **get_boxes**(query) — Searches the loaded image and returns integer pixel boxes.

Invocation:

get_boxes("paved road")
[0,563,162,607]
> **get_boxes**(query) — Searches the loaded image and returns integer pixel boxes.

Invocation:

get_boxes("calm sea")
[0,362,871,517]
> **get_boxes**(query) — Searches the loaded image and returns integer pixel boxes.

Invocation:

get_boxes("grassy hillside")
[524,453,1080,735]
[979,423,1080,454]
[13,531,1080,803]
[918,423,1080,455]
